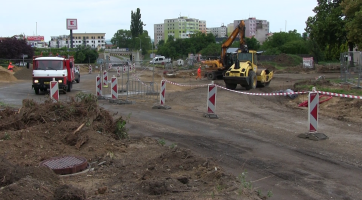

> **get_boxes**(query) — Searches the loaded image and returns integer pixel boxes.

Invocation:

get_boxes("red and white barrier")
[50,78,59,102]
[132,63,135,71]
[96,75,102,96]
[111,75,118,99]
[123,65,126,73]
[207,84,217,114]
[89,65,92,74]
[160,80,166,105]
[117,67,121,77]
[103,71,108,88]
[308,90,319,132]
[108,63,112,70]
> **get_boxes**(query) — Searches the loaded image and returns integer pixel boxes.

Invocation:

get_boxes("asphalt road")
[1,71,361,200]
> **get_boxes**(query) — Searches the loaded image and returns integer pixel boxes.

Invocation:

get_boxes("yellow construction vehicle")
[223,49,273,90]
[203,20,247,80]
[202,20,273,89]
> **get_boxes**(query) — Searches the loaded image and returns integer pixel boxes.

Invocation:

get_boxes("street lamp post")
[146,36,155,88]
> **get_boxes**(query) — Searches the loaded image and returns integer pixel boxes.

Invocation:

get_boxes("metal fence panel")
[340,51,362,88]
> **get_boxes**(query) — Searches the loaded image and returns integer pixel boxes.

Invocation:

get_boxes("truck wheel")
[245,71,256,90]
[67,82,72,92]
[34,88,39,95]
[76,74,80,83]
[207,72,216,80]
[226,83,237,90]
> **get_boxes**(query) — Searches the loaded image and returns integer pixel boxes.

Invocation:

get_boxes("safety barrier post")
[103,70,108,88]
[89,65,92,74]
[111,75,118,99]
[298,87,328,140]
[50,78,59,102]
[204,81,218,119]
[96,75,102,96]
[117,67,120,77]
[152,80,171,109]
[308,88,319,132]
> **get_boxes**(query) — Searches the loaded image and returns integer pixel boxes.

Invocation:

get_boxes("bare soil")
[0,61,361,200]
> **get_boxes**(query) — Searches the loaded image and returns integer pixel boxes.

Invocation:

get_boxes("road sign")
[22,54,28,58]
[97,59,103,64]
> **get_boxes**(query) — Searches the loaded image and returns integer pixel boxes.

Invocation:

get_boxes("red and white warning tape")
[316,91,362,100]
[164,79,209,87]
[215,84,309,96]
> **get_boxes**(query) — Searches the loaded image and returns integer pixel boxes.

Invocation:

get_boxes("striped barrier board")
[308,92,319,132]
[205,84,218,118]
[103,71,108,88]
[111,76,118,99]
[96,75,102,96]
[50,79,59,102]
[160,80,166,105]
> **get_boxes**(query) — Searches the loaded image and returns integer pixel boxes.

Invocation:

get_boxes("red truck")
[32,56,80,94]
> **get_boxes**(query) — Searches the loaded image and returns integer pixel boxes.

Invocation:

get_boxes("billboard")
[27,36,44,41]
[66,18,78,30]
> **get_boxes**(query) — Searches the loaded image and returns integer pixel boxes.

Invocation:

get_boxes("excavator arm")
[220,20,246,66]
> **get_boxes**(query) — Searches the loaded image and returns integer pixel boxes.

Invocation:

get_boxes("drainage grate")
[40,156,88,175]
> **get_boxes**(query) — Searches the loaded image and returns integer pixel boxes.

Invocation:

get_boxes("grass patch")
[287,54,303,66]
[318,61,340,65]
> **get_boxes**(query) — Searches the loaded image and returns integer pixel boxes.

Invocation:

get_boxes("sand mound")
[13,67,33,80]
[0,66,17,82]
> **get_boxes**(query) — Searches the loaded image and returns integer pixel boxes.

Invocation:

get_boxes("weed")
[257,189,262,197]
[239,171,252,189]
[114,113,131,140]
[169,143,177,149]
[267,190,273,198]
[158,138,166,146]
[2,133,11,140]
[107,152,114,159]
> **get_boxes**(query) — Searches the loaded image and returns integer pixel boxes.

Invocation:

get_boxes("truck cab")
[32,56,76,94]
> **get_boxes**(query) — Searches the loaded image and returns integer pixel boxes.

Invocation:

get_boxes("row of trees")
[112,2,361,62]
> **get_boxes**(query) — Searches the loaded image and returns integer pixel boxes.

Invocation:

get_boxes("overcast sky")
[1,0,317,41]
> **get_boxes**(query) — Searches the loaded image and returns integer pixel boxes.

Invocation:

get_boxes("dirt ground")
[0,62,361,200]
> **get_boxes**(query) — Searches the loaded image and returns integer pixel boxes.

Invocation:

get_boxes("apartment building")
[72,33,106,49]
[50,33,106,49]
[155,16,206,45]
[233,18,269,44]
[153,23,164,47]
[207,24,227,38]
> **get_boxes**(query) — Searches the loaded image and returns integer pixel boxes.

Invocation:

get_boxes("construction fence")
[340,51,362,88]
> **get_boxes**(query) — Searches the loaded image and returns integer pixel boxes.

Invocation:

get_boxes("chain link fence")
[340,51,362,88]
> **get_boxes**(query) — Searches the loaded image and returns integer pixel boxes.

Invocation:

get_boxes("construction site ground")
[0,61,361,200]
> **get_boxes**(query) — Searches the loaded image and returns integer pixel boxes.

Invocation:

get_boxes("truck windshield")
[238,53,252,62]
[34,60,63,70]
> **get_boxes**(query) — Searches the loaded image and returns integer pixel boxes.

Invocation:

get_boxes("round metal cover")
[40,156,88,175]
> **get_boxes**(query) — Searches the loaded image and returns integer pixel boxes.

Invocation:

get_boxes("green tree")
[111,29,133,48]
[260,30,308,55]
[74,46,98,63]
[305,0,346,60]
[130,8,144,38]
[341,0,362,50]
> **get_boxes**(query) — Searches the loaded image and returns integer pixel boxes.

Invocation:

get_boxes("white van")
[150,56,171,64]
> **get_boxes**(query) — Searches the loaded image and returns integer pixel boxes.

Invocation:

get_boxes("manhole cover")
[40,156,88,175]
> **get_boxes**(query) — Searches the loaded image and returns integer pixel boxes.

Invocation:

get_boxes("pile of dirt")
[13,67,33,80]
[273,53,297,66]
[0,66,17,82]
[286,79,362,123]
[0,94,262,199]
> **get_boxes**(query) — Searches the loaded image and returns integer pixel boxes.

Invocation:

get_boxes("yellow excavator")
[202,20,273,90]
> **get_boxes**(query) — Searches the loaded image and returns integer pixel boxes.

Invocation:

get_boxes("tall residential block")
[234,18,269,44]
[207,24,227,38]
[155,16,206,45]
